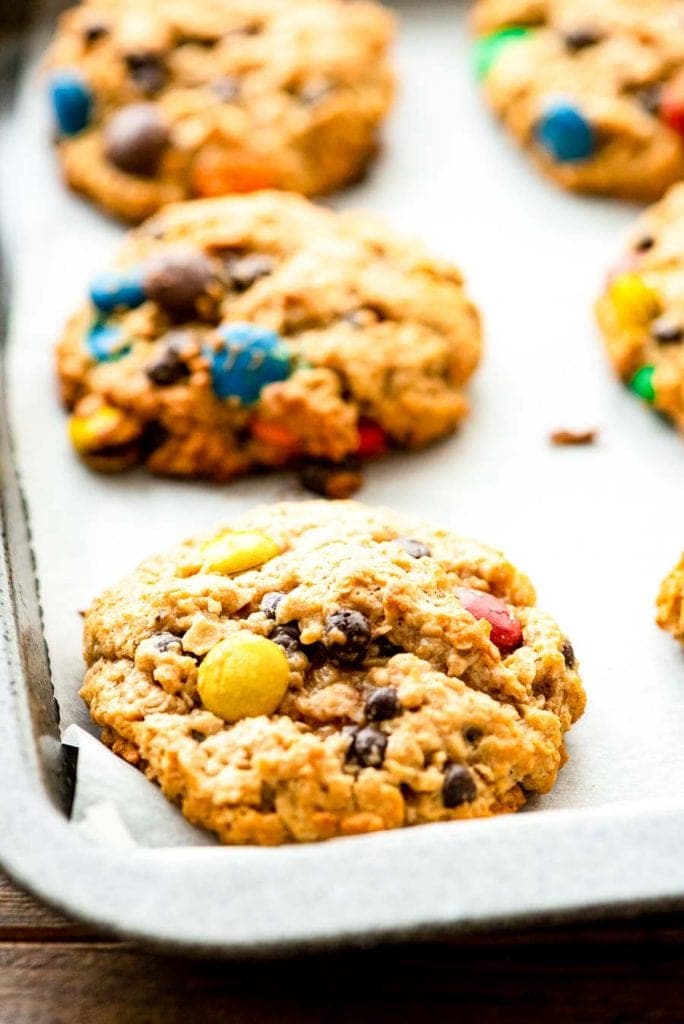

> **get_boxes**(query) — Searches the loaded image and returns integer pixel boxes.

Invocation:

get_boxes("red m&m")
[457,587,523,655]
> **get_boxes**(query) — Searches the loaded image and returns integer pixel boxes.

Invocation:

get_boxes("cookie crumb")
[549,428,598,446]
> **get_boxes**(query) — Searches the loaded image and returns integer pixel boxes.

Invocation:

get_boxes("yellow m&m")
[608,273,662,329]
[201,531,279,575]
[197,633,289,721]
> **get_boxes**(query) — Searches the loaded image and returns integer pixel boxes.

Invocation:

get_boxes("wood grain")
[1,873,683,1024]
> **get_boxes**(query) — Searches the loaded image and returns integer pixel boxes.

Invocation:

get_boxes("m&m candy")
[207,323,291,405]
[535,100,596,163]
[49,70,92,136]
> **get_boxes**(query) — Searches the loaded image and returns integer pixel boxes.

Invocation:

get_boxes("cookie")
[657,555,684,643]
[596,183,684,432]
[81,500,586,845]
[45,0,395,221]
[56,192,482,483]
[472,0,684,201]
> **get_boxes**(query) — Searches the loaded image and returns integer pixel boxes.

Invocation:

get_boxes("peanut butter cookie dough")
[45,0,395,221]
[472,0,684,201]
[56,192,482,483]
[82,500,586,845]
[596,183,684,432]
[657,555,684,643]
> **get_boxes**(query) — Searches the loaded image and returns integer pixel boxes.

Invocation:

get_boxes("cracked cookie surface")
[82,500,586,845]
[473,0,684,201]
[46,0,395,221]
[56,191,482,482]
[596,182,684,432]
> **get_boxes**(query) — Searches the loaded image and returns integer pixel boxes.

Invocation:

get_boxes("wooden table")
[2,874,683,1023]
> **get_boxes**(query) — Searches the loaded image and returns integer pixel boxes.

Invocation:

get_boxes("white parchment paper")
[2,0,683,850]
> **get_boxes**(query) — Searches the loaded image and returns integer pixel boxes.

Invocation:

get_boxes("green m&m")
[629,365,656,403]
[474,26,534,80]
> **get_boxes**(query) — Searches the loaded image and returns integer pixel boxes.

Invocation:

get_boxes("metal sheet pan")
[0,0,683,954]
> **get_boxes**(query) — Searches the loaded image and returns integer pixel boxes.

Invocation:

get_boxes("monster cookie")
[81,501,586,845]
[45,0,395,221]
[56,192,482,483]
[596,183,684,432]
[472,0,684,201]
[657,555,684,643]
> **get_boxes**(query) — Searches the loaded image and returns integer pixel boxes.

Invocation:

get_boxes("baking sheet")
[2,0,684,859]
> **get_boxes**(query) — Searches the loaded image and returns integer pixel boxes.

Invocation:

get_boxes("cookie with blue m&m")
[45,0,395,222]
[596,183,684,431]
[472,0,684,201]
[56,192,482,482]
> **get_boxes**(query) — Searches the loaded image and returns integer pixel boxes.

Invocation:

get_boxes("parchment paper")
[2,0,683,850]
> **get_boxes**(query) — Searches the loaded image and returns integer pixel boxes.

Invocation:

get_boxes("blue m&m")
[207,323,291,405]
[90,269,146,314]
[49,70,92,136]
[87,322,130,362]
[535,100,596,163]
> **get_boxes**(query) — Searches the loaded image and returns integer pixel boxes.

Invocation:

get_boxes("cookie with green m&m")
[56,192,482,482]
[472,0,684,201]
[596,183,684,432]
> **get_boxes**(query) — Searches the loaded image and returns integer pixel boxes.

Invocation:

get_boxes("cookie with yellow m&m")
[56,191,482,485]
[81,500,586,845]
[596,183,684,433]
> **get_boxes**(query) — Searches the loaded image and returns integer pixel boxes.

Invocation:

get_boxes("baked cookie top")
[472,0,684,200]
[596,183,684,432]
[56,191,482,484]
[82,500,586,845]
[45,0,395,221]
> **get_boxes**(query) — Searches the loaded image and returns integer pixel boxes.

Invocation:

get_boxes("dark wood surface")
[1,875,684,1023]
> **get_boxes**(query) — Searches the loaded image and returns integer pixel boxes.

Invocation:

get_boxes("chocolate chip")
[104,103,169,176]
[226,253,275,292]
[271,623,301,656]
[303,642,327,669]
[365,687,400,722]
[652,319,683,344]
[145,341,190,386]
[561,639,576,669]
[140,420,170,458]
[261,591,286,619]
[324,609,372,666]
[563,26,602,50]
[83,20,108,45]
[635,235,655,253]
[442,764,477,808]
[125,54,168,95]
[398,537,431,559]
[636,84,663,117]
[298,459,363,500]
[371,634,404,658]
[143,251,214,314]
[151,631,183,653]
[347,726,387,768]
[211,77,242,102]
